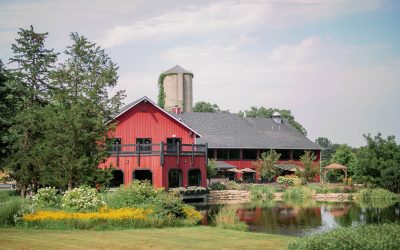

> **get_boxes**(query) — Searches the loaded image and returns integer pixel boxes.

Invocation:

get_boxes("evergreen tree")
[43,33,125,190]
[6,26,57,196]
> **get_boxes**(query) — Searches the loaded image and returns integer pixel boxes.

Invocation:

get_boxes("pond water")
[195,200,400,236]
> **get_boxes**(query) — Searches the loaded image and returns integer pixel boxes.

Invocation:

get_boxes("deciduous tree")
[252,150,281,182]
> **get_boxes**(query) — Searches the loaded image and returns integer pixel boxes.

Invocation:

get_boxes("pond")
[195,200,400,236]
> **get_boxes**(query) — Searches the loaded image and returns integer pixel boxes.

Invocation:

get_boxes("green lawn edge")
[0,226,295,250]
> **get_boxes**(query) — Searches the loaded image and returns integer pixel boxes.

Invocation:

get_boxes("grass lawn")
[0,226,294,250]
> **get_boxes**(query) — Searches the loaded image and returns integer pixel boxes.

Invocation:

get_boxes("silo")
[161,65,193,112]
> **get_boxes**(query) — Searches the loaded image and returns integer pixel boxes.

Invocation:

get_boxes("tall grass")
[283,186,314,201]
[0,197,28,227]
[249,185,275,200]
[288,223,400,250]
[357,188,396,201]
[0,190,17,202]
[213,206,248,231]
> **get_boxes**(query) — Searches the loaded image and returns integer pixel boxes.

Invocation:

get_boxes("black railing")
[108,142,208,167]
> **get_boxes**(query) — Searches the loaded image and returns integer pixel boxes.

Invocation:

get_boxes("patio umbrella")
[226,168,242,173]
[241,168,256,173]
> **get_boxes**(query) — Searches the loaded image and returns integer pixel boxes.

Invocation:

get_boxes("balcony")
[108,142,208,166]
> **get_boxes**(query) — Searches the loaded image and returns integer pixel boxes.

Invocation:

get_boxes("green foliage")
[0,190,17,202]
[315,137,340,167]
[283,186,314,201]
[288,223,400,250]
[103,180,190,219]
[5,26,58,196]
[239,106,307,135]
[252,150,280,182]
[297,151,319,183]
[249,185,275,200]
[61,186,104,212]
[357,188,396,201]
[354,134,400,192]
[207,158,218,180]
[330,144,358,176]
[0,197,28,227]
[276,175,300,186]
[214,206,248,231]
[193,101,224,113]
[208,182,226,190]
[157,73,175,108]
[32,187,61,209]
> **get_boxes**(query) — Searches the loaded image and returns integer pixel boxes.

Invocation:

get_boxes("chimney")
[272,111,281,124]
[172,106,182,114]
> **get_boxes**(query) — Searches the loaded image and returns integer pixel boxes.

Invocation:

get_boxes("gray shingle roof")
[171,112,322,150]
[163,65,192,74]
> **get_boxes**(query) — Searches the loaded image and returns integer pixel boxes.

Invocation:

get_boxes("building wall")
[99,100,206,188]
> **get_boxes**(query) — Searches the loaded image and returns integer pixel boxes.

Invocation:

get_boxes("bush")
[208,182,226,190]
[277,175,301,186]
[0,190,17,202]
[0,197,28,227]
[214,206,248,231]
[283,186,314,201]
[249,185,275,200]
[225,181,244,190]
[288,224,400,250]
[357,188,396,201]
[32,187,61,209]
[62,186,104,212]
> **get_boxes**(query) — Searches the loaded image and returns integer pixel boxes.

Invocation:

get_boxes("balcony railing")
[108,142,208,167]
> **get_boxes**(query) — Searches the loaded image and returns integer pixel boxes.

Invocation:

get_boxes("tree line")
[315,134,400,193]
[0,26,125,196]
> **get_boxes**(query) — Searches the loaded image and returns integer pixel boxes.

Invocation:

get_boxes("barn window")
[216,149,240,160]
[276,149,291,160]
[166,138,181,153]
[242,149,258,160]
[292,150,305,160]
[169,169,182,188]
[136,138,152,153]
[188,169,201,186]
[106,138,121,153]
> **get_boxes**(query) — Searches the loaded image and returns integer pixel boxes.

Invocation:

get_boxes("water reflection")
[197,201,400,236]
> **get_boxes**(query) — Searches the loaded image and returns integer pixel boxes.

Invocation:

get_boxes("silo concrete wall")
[163,74,178,111]
[177,73,184,109]
[183,74,193,112]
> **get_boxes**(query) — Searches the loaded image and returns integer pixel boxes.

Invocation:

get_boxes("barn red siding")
[99,100,206,188]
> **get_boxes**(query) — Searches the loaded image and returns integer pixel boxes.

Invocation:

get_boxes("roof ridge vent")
[272,111,281,124]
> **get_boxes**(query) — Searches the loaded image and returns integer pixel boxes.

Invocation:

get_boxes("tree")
[252,150,281,182]
[354,133,400,192]
[207,158,218,181]
[239,106,307,135]
[6,26,58,196]
[41,33,125,190]
[193,101,222,113]
[315,137,341,166]
[330,144,358,176]
[297,151,319,183]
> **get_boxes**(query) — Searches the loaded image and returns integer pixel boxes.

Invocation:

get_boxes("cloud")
[98,0,384,48]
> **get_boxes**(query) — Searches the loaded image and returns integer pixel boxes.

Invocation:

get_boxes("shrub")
[224,181,244,190]
[357,188,396,201]
[249,185,275,200]
[0,190,17,202]
[214,206,248,231]
[62,186,104,212]
[283,186,314,201]
[288,224,400,250]
[32,187,61,209]
[208,182,226,190]
[0,197,28,227]
[277,175,301,186]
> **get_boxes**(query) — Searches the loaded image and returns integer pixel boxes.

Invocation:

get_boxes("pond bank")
[206,190,353,204]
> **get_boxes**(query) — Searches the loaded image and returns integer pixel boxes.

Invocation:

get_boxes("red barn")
[99,96,207,188]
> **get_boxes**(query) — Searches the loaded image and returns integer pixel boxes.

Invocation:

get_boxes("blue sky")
[0,0,399,146]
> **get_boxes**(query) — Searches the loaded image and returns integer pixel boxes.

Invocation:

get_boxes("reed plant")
[0,197,28,227]
[213,206,248,231]
[283,186,314,202]
[249,185,275,200]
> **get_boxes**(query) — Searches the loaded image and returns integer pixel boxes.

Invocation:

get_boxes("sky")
[0,0,399,147]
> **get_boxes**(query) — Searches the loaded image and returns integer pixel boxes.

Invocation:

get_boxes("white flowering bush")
[32,187,61,208]
[61,186,104,212]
